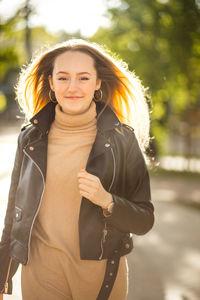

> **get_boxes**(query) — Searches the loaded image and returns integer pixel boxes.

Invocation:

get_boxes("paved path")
[127,200,200,300]
[0,130,200,300]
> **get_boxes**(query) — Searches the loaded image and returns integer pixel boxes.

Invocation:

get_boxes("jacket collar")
[30,101,121,135]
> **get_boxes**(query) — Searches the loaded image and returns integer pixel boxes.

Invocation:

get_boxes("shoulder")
[112,123,137,144]
[17,123,36,148]
[112,123,145,161]
[109,123,139,156]
[121,123,135,137]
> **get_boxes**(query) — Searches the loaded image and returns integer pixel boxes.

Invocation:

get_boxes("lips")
[65,96,83,100]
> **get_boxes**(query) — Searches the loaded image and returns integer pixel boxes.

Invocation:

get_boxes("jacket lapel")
[23,134,48,179]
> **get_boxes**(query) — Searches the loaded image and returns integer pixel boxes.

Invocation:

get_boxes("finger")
[77,168,87,176]
[79,190,99,205]
[78,177,99,188]
[79,190,91,199]
[77,170,91,178]
[78,183,95,195]
[77,171,99,183]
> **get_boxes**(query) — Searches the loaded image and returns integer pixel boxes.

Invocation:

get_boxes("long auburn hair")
[16,39,150,151]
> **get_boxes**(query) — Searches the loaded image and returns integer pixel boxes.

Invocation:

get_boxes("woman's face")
[48,51,101,115]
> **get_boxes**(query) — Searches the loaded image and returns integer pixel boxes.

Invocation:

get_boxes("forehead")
[53,51,96,74]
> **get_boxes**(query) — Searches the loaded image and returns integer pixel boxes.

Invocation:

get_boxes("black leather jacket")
[0,101,154,294]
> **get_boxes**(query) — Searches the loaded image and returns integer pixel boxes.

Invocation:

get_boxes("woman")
[0,39,154,300]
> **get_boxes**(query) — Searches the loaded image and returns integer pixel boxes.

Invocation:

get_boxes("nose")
[68,79,78,92]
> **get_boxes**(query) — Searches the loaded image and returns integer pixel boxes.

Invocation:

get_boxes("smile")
[65,96,83,100]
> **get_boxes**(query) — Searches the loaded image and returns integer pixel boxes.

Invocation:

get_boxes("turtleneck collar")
[54,101,97,131]
[30,101,121,136]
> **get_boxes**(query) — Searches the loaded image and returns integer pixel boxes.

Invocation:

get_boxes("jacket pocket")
[102,224,126,257]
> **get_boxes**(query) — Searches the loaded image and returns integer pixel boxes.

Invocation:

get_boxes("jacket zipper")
[108,148,116,193]
[1,257,12,294]
[23,149,45,264]
[99,146,116,260]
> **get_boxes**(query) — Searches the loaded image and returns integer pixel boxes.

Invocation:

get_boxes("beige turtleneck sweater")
[33,101,97,256]
[21,101,127,300]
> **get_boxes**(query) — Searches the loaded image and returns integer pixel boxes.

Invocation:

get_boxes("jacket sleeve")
[106,129,154,235]
[0,133,23,294]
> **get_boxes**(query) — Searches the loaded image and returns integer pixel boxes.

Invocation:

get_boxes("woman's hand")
[77,169,113,209]
[0,294,3,300]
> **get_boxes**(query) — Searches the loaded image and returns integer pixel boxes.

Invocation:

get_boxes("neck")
[53,101,97,131]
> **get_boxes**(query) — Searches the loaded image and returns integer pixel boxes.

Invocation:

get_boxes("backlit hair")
[16,39,150,151]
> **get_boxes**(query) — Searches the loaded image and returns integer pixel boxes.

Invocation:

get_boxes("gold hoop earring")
[49,90,57,103]
[94,89,103,102]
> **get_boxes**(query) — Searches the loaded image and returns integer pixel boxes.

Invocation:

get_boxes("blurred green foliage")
[92,0,200,155]
[0,91,7,112]
[0,0,200,157]
[0,0,77,119]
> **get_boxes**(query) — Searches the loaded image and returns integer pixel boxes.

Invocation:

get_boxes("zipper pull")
[102,228,108,243]
[4,282,8,294]
[99,223,108,260]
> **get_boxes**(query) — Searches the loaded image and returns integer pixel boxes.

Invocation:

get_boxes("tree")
[93,0,200,156]
[0,0,79,118]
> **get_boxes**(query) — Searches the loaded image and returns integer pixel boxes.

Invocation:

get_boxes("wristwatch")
[107,201,114,213]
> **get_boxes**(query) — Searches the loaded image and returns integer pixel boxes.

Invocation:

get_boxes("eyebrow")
[56,71,92,75]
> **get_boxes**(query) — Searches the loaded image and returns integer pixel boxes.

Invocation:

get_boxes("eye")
[80,77,89,81]
[58,77,68,81]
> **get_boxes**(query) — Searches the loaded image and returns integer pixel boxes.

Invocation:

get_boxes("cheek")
[85,82,98,94]
[54,82,67,93]
[86,88,95,98]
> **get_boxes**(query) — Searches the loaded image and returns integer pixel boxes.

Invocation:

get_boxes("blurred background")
[0,0,200,299]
